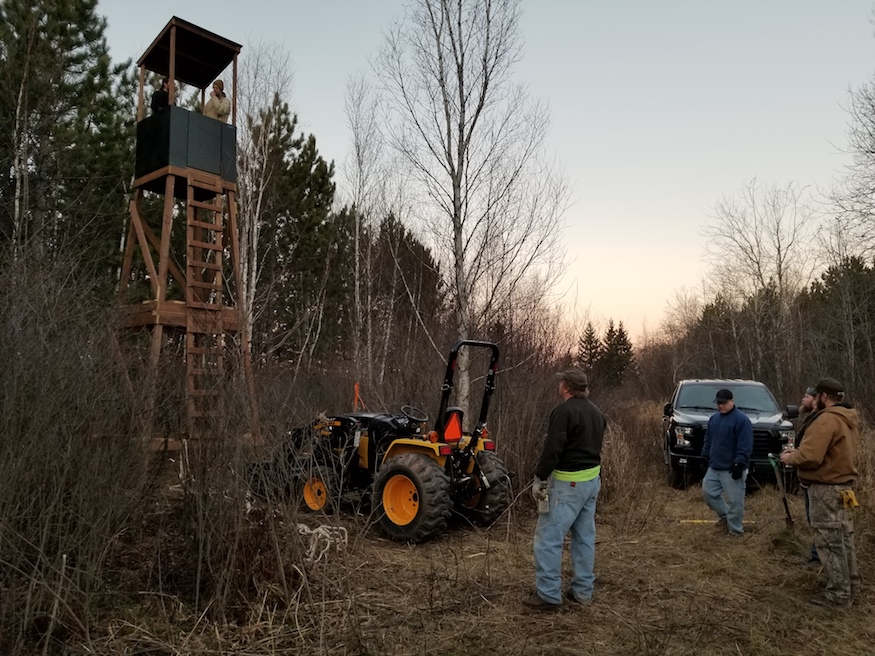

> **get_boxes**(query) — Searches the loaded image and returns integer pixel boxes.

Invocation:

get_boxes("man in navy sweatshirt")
[701,388,753,536]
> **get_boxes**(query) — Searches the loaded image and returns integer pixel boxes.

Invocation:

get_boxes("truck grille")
[751,430,779,460]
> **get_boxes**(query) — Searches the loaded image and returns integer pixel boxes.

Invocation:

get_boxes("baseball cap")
[814,378,844,395]
[556,368,589,393]
[714,388,733,403]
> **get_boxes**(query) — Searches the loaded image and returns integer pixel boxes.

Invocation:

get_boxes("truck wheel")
[668,456,688,490]
[374,453,452,542]
[463,452,511,526]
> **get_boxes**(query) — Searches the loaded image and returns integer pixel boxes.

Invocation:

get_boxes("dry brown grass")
[72,478,874,656]
[79,461,874,656]
[5,353,874,655]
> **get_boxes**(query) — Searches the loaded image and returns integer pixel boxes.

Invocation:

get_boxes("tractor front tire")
[465,451,511,526]
[298,460,337,513]
[374,453,452,543]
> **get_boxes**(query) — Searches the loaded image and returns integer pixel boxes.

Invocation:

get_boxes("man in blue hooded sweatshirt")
[701,388,753,536]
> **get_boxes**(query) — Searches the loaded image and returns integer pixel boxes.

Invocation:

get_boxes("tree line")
[4,0,875,416]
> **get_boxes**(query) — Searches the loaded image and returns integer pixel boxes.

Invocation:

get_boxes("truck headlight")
[674,426,694,448]
[778,429,795,448]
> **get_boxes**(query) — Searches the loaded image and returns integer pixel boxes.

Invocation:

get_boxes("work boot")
[808,593,852,608]
[521,592,561,611]
[715,517,728,532]
[564,589,592,605]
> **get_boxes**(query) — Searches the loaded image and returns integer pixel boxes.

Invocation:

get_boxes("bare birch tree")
[235,41,294,338]
[703,178,818,391]
[375,0,568,414]
[830,79,875,255]
[342,74,384,377]
[704,178,817,299]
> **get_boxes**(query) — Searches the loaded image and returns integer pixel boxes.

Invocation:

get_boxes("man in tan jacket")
[780,377,860,607]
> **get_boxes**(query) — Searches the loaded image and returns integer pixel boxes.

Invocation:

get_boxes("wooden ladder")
[185,172,226,439]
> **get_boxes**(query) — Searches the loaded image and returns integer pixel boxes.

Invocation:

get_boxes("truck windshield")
[676,384,779,414]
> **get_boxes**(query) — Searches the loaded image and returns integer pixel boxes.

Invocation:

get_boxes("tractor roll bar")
[435,340,500,448]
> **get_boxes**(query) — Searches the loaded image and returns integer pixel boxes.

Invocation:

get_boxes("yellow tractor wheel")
[382,473,420,525]
[298,461,336,513]
[302,476,330,511]
[374,453,452,542]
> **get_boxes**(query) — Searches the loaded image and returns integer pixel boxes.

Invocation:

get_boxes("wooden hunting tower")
[119,17,258,447]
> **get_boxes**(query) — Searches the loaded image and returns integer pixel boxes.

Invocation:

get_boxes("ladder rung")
[187,301,223,310]
[189,280,223,290]
[189,220,222,232]
[189,259,222,271]
[188,218,225,232]
[188,176,223,192]
[189,200,222,212]
[189,239,222,251]
[189,367,223,376]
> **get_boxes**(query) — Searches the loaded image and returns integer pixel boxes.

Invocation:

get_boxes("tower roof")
[137,16,241,89]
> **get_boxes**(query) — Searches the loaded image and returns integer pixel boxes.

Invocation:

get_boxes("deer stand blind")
[119,17,259,450]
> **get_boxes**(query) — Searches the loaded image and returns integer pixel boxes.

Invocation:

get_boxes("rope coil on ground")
[296,523,348,563]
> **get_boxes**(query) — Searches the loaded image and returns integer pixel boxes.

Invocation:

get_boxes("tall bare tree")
[375,0,568,414]
[342,74,384,377]
[830,79,875,255]
[703,178,817,392]
[235,40,294,337]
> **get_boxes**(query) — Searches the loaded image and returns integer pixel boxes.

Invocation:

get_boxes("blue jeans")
[533,477,600,604]
[702,467,746,534]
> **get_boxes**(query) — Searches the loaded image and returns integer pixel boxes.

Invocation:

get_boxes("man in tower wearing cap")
[523,368,606,609]
[781,378,861,607]
[701,388,753,536]
[203,79,231,123]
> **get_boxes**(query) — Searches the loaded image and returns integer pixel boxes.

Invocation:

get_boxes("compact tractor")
[277,340,511,542]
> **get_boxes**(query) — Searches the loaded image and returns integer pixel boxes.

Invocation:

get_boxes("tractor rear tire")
[374,452,452,543]
[465,451,511,526]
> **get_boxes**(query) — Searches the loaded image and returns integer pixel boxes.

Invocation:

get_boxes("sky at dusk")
[97,0,875,340]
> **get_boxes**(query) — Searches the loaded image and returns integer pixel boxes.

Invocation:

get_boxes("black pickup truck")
[662,379,797,488]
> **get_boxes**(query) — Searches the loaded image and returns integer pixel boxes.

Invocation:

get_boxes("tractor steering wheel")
[401,405,429,423]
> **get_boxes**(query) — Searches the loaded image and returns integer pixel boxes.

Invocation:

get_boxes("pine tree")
[577,321,602,378]
[0,0,135,285]
[242,94,338,362]
[595,319,636,389]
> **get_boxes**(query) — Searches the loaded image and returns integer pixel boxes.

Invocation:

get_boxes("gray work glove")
[531,476,548,502]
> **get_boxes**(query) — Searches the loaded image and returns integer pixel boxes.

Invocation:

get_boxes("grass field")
[6,400,872,655]
[82,472,872,656]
